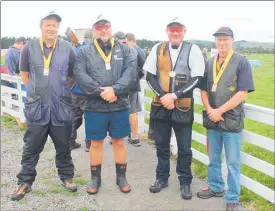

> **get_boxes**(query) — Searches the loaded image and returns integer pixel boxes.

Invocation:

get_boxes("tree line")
[1,36,274,54]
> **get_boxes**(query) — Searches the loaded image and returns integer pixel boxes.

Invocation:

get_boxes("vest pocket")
[202,110,219,129]
[171,98,193,124]
[220,111,244,132]
[24,98,42,122]
[150,97,170,120]
[58,97,74,123]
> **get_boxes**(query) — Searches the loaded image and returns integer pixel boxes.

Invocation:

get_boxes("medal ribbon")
[213,50,234,86]
[94,37,115,63]
[39,37,57,69]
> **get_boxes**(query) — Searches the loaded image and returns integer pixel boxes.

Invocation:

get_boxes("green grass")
[143,54,275,211]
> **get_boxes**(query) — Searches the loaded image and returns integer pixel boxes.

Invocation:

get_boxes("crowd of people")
[3,11,255,211]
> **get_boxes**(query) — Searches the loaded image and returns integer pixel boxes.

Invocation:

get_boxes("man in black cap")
[197,27,254,211]
[11,11,77,201]
[144,17,205,200]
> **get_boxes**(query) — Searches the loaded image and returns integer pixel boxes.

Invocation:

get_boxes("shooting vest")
[203,52,245,132]
[24,38,73,126]
[150,41,194,124]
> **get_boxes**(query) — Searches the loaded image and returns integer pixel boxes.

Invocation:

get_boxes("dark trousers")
[70,94,86,144]
[152,119,193,185]
[17,123,74,185]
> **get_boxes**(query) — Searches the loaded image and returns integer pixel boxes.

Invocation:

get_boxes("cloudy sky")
[1,1,274,42]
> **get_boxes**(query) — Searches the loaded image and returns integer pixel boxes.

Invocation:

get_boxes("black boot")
[116,163,131,193]
[149,179,168,193]
[87,164,101,194]
[70,140,81,150]
[85,140,91,152]
[180,184,192,200]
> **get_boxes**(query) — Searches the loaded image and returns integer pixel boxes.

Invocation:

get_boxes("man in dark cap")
[11,11,77,201]
[197,27,255,211]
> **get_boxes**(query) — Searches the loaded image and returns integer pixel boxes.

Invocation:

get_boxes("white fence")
[1,75,274,203]
[139,80,275,204]
[1,74,26,123]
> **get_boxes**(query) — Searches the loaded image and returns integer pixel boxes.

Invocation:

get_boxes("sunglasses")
[94,23,112,31]
[167,26,183,33]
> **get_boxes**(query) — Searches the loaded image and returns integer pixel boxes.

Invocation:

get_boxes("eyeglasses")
[94,23,112,31]
[167,26,183,33]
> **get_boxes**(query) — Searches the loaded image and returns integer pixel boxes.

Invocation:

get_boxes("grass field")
[144,53,274,211]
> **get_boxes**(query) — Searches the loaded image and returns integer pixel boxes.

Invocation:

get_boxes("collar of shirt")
[169,42,182,68]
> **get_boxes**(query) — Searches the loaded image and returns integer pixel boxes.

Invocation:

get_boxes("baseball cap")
[167,17,185,27]
[114,31,126,40]
[41,11,62,23]
[84,29,93,39]
[213,27,234,37]
[93,14,110,26]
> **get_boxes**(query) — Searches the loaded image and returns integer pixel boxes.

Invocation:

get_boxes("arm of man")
[136,47,147,79]
[209,56,255,121]
[173,44,205,99]
[143,43,166,97]
[19,44,30,86]
[73,47,101,96]
[111,45,138,95]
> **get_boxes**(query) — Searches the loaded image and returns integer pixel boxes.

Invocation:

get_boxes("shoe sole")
[197,192,224,199]
[117,185,131,193]
[87,185,101,195]
[149,183,168,193]
[61,183,77,192]
[182,195,193,200]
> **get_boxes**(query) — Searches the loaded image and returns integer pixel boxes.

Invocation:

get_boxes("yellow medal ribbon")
[213,50,234,86]
[94,37,115,63]
[39,37,57,69]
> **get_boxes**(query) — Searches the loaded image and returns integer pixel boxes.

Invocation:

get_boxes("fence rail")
[139,79,275,204]
[1,75,274,203]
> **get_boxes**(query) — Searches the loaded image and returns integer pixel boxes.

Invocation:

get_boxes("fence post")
[221,147,228,190]
[139,80,146,135]
[16,77,26,123]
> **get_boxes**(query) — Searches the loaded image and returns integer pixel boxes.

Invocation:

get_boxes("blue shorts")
[84,110,131,141]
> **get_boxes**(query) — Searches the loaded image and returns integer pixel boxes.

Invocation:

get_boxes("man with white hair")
[143,17,205,200]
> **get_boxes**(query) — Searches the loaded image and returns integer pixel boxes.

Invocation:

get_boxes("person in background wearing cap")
[197,27,254,211]
[125,32,146,147]
[143,17,205,200]
[11,11,77,201]
[74,15,137,195]
[202,47,208,64]
[69,29,93,152]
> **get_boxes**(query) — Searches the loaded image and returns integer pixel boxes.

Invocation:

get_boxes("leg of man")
[223,131,242,208]
[149,119,171,193]
[12,124,49,201]
[49,123,76,192]
[85,111,108,194]
[70,94,83,150]
[197,129,225,199]
[172,122,193,200]
[128,92,142,147]
[109,110,131,193]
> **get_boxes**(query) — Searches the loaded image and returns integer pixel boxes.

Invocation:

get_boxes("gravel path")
[1,117,247,210]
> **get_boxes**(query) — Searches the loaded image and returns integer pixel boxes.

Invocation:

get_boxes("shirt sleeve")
[68,48,76,78]
[142,43,161,75]
[198,61,209,91]
[19,44,30,72]
[189,44,205,77]
[236,56,255,93]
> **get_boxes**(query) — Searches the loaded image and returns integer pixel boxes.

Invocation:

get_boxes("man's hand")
[108,96,118,103]
[165,103,175,110]
[100,87,115,101]
[160,93,175,108]
[208,108,224,122]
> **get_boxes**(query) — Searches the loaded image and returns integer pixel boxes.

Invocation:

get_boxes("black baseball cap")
[114,31,126,40]
[42,11,62,23]
[213,27,234,37]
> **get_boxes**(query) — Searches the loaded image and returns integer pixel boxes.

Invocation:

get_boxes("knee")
[91,140,104,148]
[112,139,125,149]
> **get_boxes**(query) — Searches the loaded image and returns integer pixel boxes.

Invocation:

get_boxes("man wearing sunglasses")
[73,15,137,195]
[143,17,205,200]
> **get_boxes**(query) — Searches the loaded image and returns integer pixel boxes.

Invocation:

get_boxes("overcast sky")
[1,1,274,42]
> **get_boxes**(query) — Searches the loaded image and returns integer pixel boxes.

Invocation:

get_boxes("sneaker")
[149,179,168,193]
[128,137,141,147]
[11,183,32,201]
[226,203,239,211]
[197,187,225,199]
[61,179,77,192]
